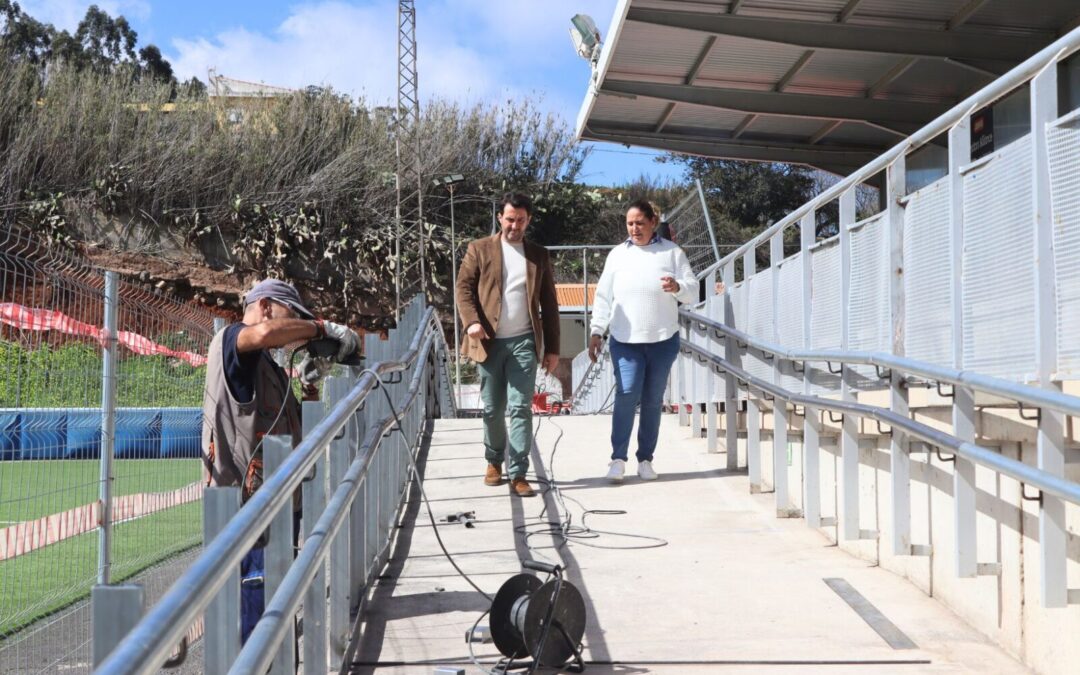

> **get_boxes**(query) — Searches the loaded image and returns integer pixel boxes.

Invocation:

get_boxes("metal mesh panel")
[1047,116,1080,379]
[903,176,953,367]
[705,293,726,402]
[730,280,748,334]
[848,214,889,389]
[776,254,804,392]
[962,136,1036,381]
[0,228,214,672]
[665,187,720,277]
[746,272,774,382]
[810,240,842,393]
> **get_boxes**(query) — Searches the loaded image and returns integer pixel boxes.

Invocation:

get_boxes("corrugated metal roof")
[577,0,1080,172]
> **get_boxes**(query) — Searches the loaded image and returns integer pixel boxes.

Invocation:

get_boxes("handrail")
[233,329,438,674]
[701,25,1080,277]
[680,340,1080,507]
[680,308,1080,418]
[96,307,440,675]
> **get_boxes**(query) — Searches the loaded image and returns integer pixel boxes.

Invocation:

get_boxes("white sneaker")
[605,459,626,482]
[637,460,658,481]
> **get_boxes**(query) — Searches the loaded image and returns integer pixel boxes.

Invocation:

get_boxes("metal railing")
[678,22,1080,612]
[93,296,455,674]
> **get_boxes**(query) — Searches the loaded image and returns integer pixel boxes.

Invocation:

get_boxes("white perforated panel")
[777,254,804,392]
[746,272,774,382]
[1047,117,1080,379]
[962,136,1035,381]
[706,293,726,402]
[848,215,889,389]
[903,177,952,367]
[810,241,842,393]
[726,281,749,402]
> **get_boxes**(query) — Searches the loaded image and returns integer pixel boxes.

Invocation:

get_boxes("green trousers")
[478,334,536,479]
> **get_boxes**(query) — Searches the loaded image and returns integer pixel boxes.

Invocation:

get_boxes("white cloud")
[166,0,618,110]
[17,0,151,31]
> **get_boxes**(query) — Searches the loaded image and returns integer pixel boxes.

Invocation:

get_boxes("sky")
[16,0,684,186]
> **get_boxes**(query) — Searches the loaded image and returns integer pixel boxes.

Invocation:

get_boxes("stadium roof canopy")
[575,0,1080,175]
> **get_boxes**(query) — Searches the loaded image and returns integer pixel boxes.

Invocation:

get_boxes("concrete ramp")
[350,416,1028,674]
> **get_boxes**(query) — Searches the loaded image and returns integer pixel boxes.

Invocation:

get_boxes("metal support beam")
[302,400,328,675]
[585,126,878,170]
[776,51,815,91]
[744,247,761,492]
[771,234,791,515]
[204,487,241,673]
[947,0,991,30]
[839,188,860,541]
[625,7,1045,62]
[809,120,844,145]
[732,114,757,138]
[706,269,719,453]
[887,155,911,556]
[867,58,917,99]
[800,210,821,528]
[1032,63,1068,608]
[601,80,949,125]
[93,585,145,668]
[723,261,739,471]
[264,436,296,675]
[838,0,865,23]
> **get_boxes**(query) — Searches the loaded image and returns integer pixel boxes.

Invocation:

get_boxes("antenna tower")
[394,0,425,318]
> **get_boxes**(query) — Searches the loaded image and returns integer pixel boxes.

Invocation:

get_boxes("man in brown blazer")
[456,192,560,497]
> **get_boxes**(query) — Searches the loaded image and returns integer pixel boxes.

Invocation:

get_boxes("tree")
[0,0,53,63]
[138,44,172,83]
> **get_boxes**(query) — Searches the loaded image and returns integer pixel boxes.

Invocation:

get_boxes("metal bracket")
[936,381,955,399]
[382,371,403,385]
[696,321,709,332]
[827,410,843,423]
[1018,402,1041,422]
[762,391,775,402]
[827,361,842,374]
[874,365,892,380]
[875,420,892,436]
[713,328,726,339]
[1021,483,1043,504]
[935,447,956,463]
[696,354,709,365]
[792,361,805,374]
[792,404,805,417]
[737,340,748,349]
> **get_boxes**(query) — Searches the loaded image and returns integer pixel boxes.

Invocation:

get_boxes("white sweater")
[590,239,699,343]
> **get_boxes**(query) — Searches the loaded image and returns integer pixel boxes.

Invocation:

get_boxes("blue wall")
[0,408,201,460]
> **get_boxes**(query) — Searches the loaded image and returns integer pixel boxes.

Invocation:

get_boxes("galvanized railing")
[678,22,1080,612]
[93,296,455,674]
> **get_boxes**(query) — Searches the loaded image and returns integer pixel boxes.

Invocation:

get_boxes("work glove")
[298,354,333,386]
[319,320,360,363]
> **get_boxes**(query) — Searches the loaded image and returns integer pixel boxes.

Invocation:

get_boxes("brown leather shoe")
[511,476,536,497]
[484,463,503,486]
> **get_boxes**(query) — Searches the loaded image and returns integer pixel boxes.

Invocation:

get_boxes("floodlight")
[569,14,601,62]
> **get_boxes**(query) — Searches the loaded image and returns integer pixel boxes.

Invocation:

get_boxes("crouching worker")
[201,278,358,643]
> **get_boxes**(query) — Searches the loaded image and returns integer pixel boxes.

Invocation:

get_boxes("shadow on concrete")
[349,425,492,675]
[555,467,747,490]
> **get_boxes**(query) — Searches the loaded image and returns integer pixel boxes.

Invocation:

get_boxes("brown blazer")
[455,233,560,363]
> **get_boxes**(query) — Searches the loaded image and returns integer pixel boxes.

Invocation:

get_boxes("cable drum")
[488,565,587,669]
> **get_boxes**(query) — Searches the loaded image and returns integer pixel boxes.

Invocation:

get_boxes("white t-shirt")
[496,238,532,338]
[589,239,698,343]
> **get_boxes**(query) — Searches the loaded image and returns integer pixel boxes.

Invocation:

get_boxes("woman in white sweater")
[588,200,698,481]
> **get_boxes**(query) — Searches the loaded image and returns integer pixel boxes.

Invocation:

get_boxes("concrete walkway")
[350,416,1029,674]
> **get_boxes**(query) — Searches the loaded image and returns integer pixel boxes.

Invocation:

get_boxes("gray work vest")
[201,325,302,500]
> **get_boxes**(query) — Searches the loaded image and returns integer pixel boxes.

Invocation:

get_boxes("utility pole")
[394,0,425,320]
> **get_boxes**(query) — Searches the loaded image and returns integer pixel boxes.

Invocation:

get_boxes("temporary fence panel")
[903,177,953,368]
[1046,111,1080,379]
[847,214,889,389]
[962,136,1036,381]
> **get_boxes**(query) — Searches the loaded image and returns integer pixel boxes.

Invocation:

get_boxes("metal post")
[326,381,352,667]
[948,109,974,573]
[92,584,145,667]
[743,248,761,491]
[302,399,328,674]
[705,269,718,453]
[839,188,860,541]
[98,270,119,585]
[1032,63,1067,607]
[204,487,241,673]
[214,317,227,335]
[583,248,590,355]
[263,435,296,675]
[723,261,739,471]
[450,185,461,407]
[677,323,689,427]
[800,211,821,528]
[887,155,911,555]
[770,233,790,514]
[696,178,722,264]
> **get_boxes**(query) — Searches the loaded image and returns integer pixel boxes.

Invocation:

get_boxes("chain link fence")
[0,228,215,673]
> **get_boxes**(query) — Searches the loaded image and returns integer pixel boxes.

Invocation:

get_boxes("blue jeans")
[609,333,680,462]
